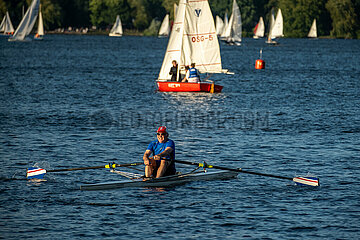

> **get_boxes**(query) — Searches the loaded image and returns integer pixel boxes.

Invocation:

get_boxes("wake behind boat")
[156,0,233,93]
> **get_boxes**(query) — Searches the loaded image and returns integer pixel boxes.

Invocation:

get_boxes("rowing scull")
[80,170,238,190]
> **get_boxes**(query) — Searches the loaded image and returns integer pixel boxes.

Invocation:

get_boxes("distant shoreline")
[45,31,338,39]
[46,29,144,36]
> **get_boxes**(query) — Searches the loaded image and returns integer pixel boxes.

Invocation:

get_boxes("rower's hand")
[144,158,150,166]
[153,155,161,161]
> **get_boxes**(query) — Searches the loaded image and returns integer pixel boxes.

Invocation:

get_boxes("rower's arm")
[143,150,152,165]
[154,147,173,160]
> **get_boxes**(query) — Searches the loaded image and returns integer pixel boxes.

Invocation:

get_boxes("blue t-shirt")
[146,139,175,160]
[146,139,176,176]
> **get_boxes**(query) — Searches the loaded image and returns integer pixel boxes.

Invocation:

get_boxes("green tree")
[277,0,328,37]
[0,0,7,17]
[326,0,358,38]
[209,0,232,19]
[40,0,61,30]
[55,0,90,28]
[0,0,61,30]
[238,0,256,35]
[128,0,149,30]
[161,0,179,21]
[89,0,132,29]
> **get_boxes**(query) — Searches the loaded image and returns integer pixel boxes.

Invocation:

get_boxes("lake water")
[1,35,360,239]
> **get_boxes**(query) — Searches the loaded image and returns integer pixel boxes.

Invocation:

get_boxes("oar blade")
[26,167,47,179]
[293,176,319,187]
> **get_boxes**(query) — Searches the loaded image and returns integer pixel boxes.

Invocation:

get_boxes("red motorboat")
[156,81,223,93]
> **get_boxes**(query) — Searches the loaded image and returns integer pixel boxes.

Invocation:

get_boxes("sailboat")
[215,16,224,36]
[266,8,283,45]
[109,15,123,37]
[8,0,40,41]
[253,17,264,39]
[34,5,44,40]
[220,13,228,40]
[222,0,242,46]
[156,0,233,93]
[307,19,317,38]
[0,11,15,35]
[158,14,170,37]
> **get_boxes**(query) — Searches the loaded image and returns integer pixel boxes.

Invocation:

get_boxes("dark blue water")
[1,35,360,239]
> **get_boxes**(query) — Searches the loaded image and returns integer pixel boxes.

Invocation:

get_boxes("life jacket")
[189,68,199,79]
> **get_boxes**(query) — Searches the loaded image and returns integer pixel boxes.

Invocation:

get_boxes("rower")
[143,126,176,178]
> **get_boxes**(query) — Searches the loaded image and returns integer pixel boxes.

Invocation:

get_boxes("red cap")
[157,126,167,133]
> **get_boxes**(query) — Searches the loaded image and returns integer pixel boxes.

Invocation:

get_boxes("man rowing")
[143,126,176,178]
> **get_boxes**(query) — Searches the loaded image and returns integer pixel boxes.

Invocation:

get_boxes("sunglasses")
[157,133,166,136]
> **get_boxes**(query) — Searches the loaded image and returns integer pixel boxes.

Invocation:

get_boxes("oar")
[175,160,319,187]
[26,162,144,180]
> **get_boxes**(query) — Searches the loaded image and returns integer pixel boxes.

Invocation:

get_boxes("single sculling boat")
[80,169,238,190]
[26,160,320,190]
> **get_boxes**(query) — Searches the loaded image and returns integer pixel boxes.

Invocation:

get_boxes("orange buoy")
[255,59,265,69]
[255,49,265,69]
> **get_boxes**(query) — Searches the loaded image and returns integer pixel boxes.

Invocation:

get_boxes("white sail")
[308,19,317,38]
[253,16,264,38]
[0,11,14,34]
[270,8,283,38]
[226,0,242,43]
[9,0,40,41]
[109,15,123,37]
[174,3,178,19]
[158,0,186,81]
[158,14,170,37]
[267,9,275,41]
[215,15,224,35]
[222,13,232,39]
[158,0,223,81]
[220,12,228,38]
[37,10,44,36]
[0,15,5,31]
[181,0,222,73]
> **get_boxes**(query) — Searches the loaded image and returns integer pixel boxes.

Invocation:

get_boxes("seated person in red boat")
[143,126,176,178]
[186,63,200,83]
[181,65,190,82]
[169,60,178,82]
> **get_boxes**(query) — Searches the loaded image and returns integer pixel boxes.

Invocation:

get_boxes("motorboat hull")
[157,81,223,93]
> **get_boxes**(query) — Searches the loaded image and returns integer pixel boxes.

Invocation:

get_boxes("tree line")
[1,0,359,38]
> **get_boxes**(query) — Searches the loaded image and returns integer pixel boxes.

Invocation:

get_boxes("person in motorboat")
[169,60,178,82]
[187,63,200,83]
[143,126,176,178]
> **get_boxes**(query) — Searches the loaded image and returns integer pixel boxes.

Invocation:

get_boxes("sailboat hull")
[265,39,279,45]
[109,33,122,37]
[157,81,223,93]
